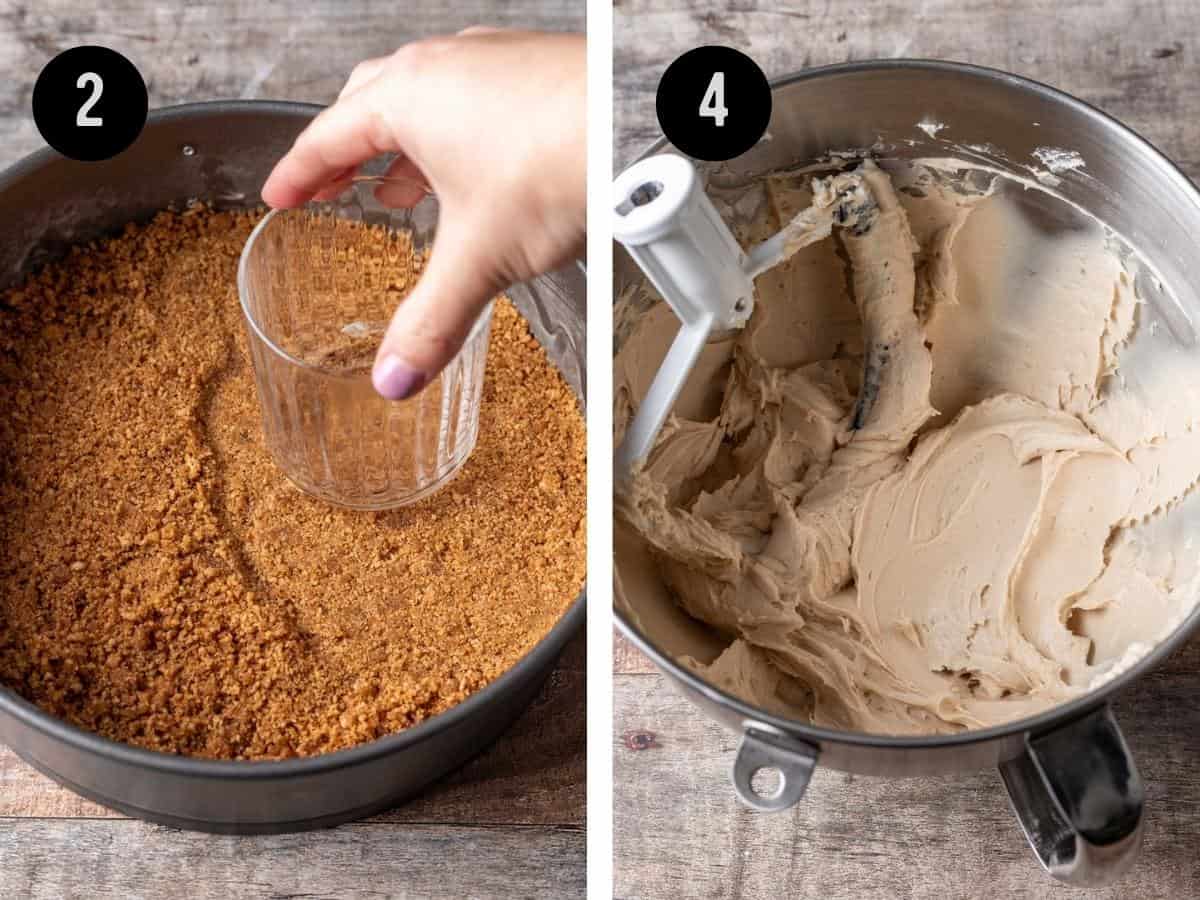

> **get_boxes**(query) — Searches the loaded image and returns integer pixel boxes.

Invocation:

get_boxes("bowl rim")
[0,98,587,778]
[615,57,1200,750]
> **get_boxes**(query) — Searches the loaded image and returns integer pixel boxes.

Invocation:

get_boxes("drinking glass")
[237,178,492,509]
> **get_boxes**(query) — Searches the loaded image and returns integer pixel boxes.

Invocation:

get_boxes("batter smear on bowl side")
[615,159,1200,735]
[0,207,585,759]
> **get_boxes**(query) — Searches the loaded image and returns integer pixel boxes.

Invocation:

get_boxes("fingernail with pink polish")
[373,355,427,400]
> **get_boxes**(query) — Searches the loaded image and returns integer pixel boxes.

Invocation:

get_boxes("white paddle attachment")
[612,155,754,476]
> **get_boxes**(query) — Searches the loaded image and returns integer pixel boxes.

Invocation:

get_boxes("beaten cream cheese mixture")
[615,157,1200,735]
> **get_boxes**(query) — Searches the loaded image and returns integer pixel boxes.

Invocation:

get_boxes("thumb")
[372,222,501,401]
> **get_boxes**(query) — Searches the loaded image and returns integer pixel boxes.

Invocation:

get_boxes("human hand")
[262,29,586,399]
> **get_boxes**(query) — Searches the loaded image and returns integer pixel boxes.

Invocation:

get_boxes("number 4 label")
[699,71,728,127]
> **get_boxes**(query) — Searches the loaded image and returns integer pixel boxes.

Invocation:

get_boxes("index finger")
[261,85,401,208]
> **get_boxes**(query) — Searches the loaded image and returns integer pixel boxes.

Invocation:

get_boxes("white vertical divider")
[585,2,614,897]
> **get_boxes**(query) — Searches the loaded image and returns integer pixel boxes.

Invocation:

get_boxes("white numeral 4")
[699,71,728,127]
[76,72,103,127]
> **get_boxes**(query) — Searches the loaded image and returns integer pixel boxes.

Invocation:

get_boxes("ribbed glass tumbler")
[237,181,493,510]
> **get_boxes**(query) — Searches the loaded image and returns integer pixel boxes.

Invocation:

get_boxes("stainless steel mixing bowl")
[614,60,1200,886]
[0,101,586,833]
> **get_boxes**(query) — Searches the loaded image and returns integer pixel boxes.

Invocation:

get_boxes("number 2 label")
[76,72,103,127]
[699,71,728,127]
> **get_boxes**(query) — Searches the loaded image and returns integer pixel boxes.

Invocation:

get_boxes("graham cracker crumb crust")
[0,207,586,760]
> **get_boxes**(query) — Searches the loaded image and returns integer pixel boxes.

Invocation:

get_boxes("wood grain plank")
[614,631,656,674]
[0,747,113,819]
[0,819,585,900]
[0,632,584,825]
[0,0,586,168]
[614,652,1200,900]
[615,0,1200,173]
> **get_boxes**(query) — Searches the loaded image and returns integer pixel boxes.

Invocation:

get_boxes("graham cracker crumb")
[0,207,586,760]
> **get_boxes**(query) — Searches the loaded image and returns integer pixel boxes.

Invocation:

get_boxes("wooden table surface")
[0,3,585,898]
[614,2,1200,898]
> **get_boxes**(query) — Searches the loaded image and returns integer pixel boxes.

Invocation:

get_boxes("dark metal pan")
[0,100,586,834]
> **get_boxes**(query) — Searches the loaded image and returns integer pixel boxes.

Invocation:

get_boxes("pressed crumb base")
[0,208,586,759]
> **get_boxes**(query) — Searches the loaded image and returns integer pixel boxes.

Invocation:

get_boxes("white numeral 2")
[76,72,104,127]
[699,72,728,127]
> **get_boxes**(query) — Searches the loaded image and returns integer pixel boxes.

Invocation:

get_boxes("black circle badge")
[32,46,148,162]
[656,46,772,162]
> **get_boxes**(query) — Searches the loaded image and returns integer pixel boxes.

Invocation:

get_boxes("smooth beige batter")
[615,158,1200,735]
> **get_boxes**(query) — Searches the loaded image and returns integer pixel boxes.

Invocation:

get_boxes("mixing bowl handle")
[998,704,1144,887]
[730,725,819,812]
